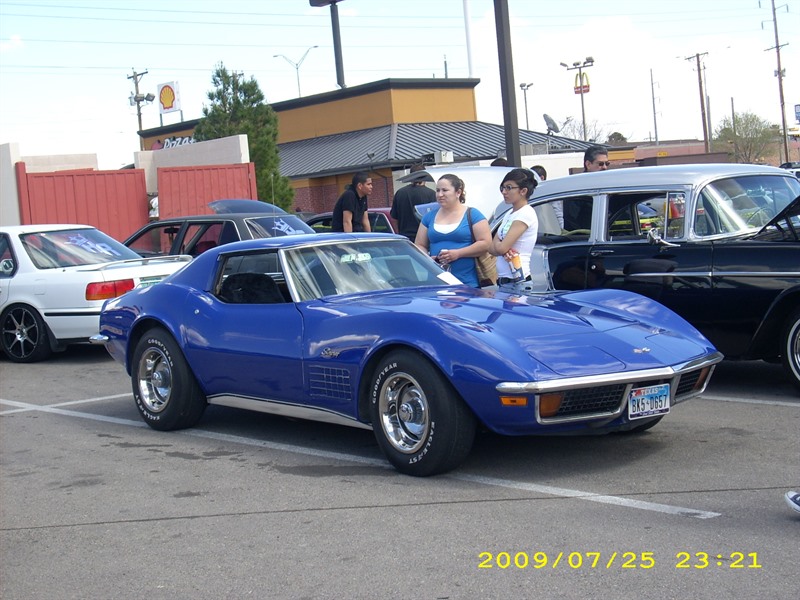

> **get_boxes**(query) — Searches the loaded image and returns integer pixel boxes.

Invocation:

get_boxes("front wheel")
[369,349,476,476]
[781,309,800,393]
[1,304,52,363]
[132,328,206,430]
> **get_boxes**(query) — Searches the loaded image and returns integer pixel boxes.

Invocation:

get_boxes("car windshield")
[283,239,456,301]
[246,215,315,238]
[21,228,142,269]
[697,174,800,234]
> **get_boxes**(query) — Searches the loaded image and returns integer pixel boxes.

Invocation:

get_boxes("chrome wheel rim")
[2,307,40,360]
[789,318,800,381]
[378,371,430,454]
[137,347,172,413]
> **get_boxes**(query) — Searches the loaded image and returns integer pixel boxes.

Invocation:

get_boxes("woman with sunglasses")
[491,168,539,285]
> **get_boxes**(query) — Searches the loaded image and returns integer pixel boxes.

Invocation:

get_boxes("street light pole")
[274,45,318,97]
[519,83,532,130]
[560,57,594,141]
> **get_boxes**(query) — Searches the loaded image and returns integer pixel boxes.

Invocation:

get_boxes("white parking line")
[0,393,131,415]
[700,394,799,407]
[1,398,721,519]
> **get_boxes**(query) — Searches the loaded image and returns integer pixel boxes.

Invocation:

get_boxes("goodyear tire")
[369,349,476,476]
[782,308,800,392]
[132,328,206,431]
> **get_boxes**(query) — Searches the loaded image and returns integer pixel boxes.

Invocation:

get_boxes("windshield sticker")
[272,218,302,235]
[340,253,372,263]
[65,234,122,257]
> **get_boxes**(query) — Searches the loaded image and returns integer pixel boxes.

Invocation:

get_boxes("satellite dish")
[543,114,560,134]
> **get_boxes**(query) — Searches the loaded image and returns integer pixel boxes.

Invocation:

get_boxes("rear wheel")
[369,349,476,476]
[1,304,52,363]
[781,309,800,392]
[132,328,206,430]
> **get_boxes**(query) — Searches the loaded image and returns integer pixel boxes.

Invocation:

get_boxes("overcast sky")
[1,0,798,169]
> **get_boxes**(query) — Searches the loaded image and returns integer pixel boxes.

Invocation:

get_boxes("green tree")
[193,63,293,208]
[606,131,628,146]
[713,111,777,164]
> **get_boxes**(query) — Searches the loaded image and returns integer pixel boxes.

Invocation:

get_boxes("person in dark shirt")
[390,164,435,242]
[331,172,373,232]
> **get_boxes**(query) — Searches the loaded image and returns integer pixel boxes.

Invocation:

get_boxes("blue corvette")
[93,233,722,476]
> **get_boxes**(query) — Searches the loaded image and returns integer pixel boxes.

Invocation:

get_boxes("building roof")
[277,121,594,179]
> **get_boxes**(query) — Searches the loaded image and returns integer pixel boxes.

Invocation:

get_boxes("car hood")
[323,286,714,374]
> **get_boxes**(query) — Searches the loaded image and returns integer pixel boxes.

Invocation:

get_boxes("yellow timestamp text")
[477,551,762,570]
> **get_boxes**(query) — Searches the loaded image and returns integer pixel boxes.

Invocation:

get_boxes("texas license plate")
[628,384,670,420]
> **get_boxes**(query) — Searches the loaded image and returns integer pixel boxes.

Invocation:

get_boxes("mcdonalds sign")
[574,72,590,94]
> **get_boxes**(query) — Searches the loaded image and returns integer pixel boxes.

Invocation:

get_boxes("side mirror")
[646,227,678,248]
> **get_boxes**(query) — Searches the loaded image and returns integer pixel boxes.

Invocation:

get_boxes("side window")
[309,216,333,233]
[0,234,16,277]
[606,193,667,239]
[561,196,594,238]
[184,223,223,257]
[370,213,392,233]
[216,251,288,304]
[126,224,180,257]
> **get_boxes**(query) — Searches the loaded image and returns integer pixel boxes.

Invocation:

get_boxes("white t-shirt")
[495,204,538,278]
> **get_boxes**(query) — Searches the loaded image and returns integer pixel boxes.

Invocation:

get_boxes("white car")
[0,224,190,362]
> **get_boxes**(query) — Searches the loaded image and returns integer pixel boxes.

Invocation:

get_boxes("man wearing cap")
[391,164,435,242]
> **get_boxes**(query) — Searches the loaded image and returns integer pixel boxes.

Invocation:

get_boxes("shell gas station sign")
[157,82,181,114]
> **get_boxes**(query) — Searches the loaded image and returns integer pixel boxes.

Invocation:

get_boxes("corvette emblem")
[633,347,651,354]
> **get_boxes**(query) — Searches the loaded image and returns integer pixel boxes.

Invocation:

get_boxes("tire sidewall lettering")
[134,336,174,421]
[371,361,397,405]
[408,421,435,464]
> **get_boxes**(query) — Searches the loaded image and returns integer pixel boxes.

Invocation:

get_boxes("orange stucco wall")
[277,88,477,143]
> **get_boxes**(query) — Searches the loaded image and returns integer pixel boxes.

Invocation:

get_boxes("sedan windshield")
[283,239,456,301]
[697,174,800,234]
[21,228,142,269]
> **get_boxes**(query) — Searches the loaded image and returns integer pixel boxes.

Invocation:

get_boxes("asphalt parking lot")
[1,346,798,599]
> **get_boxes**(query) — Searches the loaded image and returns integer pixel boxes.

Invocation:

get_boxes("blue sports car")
[93,233,722,476]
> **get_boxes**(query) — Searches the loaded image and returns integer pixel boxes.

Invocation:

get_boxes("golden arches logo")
[573,73,590,94]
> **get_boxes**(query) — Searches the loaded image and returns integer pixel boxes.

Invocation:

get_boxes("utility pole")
[765,0,789,163]
[127,68,149,151]
[686,53,709,153]
[650,69,659,145]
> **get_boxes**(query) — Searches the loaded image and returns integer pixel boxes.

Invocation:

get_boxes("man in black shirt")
[331,172,373,232]
[391,164,435,242]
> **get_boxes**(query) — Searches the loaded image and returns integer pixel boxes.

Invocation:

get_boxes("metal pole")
[519,83,532,130]
[330,1,346,88]
[650,68,659,144]
[687,53,710,153]
[578,66,587,141]
[523,87,529,130]
[493,0,520,166]
[127,68,148,151]
[769,0,789,163]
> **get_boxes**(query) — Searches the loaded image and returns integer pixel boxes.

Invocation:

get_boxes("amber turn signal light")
[538,392,564,418]
[500,396,528,407]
